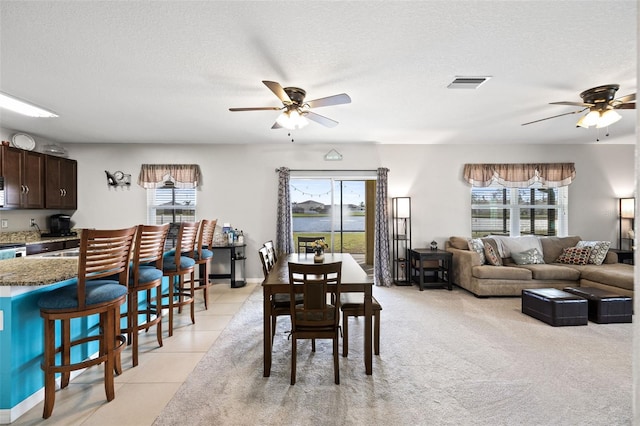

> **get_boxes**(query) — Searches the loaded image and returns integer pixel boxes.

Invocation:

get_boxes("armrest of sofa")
[603,251,618,264]
[445,242,482,287]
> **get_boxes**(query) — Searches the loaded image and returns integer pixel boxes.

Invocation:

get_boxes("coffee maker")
[42,214,76,237]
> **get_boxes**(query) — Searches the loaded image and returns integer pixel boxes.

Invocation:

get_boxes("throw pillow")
[511,248,545,265]
[484,242,502,266]
[576,240,611,265]
[555,246,592,265]
[467,238,486,264]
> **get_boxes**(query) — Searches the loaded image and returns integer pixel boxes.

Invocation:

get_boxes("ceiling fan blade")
[615,103,636,109]
[229,107,281,112]
[304,111,339,128]
[306,93,352,109]
[521,109,587,126]
[615,93,636,103]
[549,101,593,107]
[262,80,291,103]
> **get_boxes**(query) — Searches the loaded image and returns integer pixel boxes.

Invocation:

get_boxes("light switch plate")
[1,219,7,228]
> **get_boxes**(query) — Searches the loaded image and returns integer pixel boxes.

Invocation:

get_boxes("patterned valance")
[463,163,575,188]
[137,164,202,189]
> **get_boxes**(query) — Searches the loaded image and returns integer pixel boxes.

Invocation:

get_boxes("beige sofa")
[445,236,634,298]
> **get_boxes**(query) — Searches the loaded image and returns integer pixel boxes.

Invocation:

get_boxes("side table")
[610,249,634,265]
[408,248,453,291]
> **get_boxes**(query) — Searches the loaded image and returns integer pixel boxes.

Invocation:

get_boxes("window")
[147,185,197,248]
[471,185,568,237]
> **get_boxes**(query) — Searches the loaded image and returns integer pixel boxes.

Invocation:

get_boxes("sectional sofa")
[445,235,634,298]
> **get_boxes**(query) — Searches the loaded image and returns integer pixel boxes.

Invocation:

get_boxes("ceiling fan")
[521,84,636,128]
[229,80,351,130]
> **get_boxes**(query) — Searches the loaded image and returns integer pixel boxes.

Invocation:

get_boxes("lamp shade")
[395,197,411,218]
[596,110,622,128]
[620,198,635,218]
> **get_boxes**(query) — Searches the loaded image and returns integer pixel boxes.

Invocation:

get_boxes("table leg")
[263,287,272,377]
[364,287,372,375]
[419,262,425,291]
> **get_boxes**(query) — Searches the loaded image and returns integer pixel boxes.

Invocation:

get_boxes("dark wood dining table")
[262,253,375,376]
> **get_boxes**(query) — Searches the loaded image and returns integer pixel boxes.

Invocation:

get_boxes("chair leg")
[61,319,71,388]
[42,317,56,419]
[167,275,175,337]
[200,262,210,310]
[189,270,196,324]
[131,291,139,367]
[374,311,380,355]
[155,287,163,348]
[333,332,340,385]
[103,308,116,402]
[291,336,297,385]
[342,311,349,357]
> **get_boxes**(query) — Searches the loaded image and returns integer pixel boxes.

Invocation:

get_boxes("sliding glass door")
[291,178,369,255]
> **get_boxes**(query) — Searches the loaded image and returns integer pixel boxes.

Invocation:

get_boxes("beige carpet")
[153,285,632,425]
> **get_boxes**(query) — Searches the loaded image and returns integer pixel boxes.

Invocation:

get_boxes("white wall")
[55,142,633,278]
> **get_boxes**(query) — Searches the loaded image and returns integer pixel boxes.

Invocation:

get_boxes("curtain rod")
[275,168,378,172]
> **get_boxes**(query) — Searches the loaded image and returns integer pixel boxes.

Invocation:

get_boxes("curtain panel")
[463,163,575,188]
[275,167,294,256]
[138,164,202,189]
[374,168,393,287]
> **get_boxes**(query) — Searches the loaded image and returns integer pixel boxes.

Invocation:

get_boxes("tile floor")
[11,281,259,426]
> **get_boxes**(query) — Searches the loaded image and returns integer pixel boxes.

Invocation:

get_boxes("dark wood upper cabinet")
[45,156,77,209]
[1,146,45,209]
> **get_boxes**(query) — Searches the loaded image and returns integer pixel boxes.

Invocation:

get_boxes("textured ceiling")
[0,1,637,145]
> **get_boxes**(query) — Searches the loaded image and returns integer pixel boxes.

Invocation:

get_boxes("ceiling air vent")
[447,76,491,89]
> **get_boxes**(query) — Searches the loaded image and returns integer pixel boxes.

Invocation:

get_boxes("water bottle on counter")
[227,229,234,245]
[238,230,244,245]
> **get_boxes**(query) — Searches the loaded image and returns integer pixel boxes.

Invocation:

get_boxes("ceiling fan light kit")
[229,80,351,130]
[522,84,635,132]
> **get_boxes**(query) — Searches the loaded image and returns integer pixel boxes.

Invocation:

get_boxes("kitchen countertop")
[0,257,78,286]
[0,230,81,245]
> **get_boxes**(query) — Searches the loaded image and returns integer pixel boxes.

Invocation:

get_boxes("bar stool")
[123,223,170,367]
[191,219,217,309]
[340,293,382,357]
[38,226,137,419]
[161,221,199,336]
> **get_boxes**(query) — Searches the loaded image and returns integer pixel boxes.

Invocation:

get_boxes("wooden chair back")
[297,236,325,254]
[259,246,272,278]
[132,223,171,279]
[77,226,137,309]
[171,221,199,263]
[288,261,342,328]
[196,219,217,257]
[264,240,277,262]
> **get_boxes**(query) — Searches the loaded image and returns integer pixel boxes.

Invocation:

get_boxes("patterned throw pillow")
[511,248,545,265]
[484,242,502,266]
[467,238,486,264]
[555,247,592,265]
[576,240,611,265]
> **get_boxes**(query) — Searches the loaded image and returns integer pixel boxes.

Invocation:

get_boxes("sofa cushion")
[484,242,502,266]
[579,264,635,292]
[467,238,485,264]
[450,236,470,250]
[539,236,582,264]
[489,235,543,258]
[556,247,591,265]
[514,264,581,280]
[512,248,545,265]
[576,240,611,265]
[472,265,532,280]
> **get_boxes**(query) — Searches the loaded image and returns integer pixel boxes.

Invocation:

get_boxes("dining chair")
[340,293,382,357]
[124,223,170,367]
[297,236,325,254]
[161,221,199,336]
[288,261,342,385]
[37,226,137,418]
[190,219,217,309]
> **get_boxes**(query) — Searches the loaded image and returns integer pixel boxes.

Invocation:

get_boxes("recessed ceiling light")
[0,92,58,117]
[447,76,492,89]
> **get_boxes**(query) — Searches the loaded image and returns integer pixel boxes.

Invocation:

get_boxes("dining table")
[262,252,375,376]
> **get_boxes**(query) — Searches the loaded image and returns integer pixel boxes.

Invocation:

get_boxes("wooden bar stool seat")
[340,293,382,357]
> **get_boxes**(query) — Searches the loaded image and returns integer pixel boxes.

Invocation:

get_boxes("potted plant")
[312,239,328,263]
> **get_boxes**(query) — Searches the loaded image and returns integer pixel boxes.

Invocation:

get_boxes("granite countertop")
[0,257,77,286]
[0,230,81,245]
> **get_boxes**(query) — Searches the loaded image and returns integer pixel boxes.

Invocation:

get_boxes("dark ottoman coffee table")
[564,287,632,324]
[522,288,588,326]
